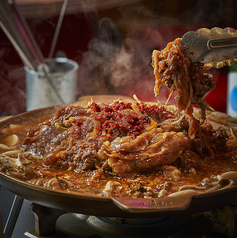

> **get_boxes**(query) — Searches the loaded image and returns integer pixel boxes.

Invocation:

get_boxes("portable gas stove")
[25,208,213,238]
[2,192,235,238]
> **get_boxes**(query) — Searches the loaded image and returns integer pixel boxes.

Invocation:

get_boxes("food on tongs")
[151,29,237,134]
[1,32,237,200]
[152,38,215,131]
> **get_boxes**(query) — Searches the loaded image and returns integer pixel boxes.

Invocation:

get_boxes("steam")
[0,55,26,115]
[2,0,228,116]
[77,17,165,102]
[77,1,194,103]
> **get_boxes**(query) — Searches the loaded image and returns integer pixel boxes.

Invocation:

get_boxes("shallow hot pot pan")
[0,96,237,218]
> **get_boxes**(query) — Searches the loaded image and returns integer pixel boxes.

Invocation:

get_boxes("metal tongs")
[179,27,237,69]
[180,27,237,135]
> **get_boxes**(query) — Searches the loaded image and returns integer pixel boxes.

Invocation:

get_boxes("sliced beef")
[98,128,192,174]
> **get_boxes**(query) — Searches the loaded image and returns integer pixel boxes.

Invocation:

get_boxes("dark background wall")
[0,0,236,116]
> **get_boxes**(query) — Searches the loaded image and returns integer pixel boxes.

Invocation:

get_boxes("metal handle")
[112,196,192,213]
[208,38,237,49]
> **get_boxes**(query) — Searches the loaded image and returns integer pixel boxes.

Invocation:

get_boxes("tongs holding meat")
[178,27,237,134]
[179,27,237,69]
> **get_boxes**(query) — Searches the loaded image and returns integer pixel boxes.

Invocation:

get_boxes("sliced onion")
[0,143,10,153]
[146,120,158,131]
[165,89,174,107]
[171,80,193,125]
[89,120,101,135]
[1,150,22,156]
[133,94,141,103]
[131,103,142,115]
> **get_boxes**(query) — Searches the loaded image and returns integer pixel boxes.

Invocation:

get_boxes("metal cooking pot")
[0,96,237,218]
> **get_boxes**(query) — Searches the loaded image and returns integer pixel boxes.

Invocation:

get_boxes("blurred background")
[0,0,236,116]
